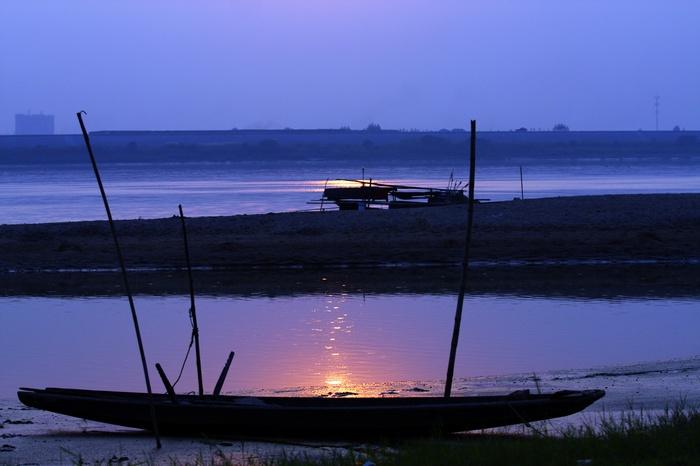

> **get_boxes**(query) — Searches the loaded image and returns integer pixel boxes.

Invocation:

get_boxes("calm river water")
[3,292,699,407]
[2,162,700,224]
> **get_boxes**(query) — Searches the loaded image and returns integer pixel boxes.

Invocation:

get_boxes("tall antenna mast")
[654,95,660,131]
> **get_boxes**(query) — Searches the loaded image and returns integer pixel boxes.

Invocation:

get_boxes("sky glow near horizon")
[1,1,698,133]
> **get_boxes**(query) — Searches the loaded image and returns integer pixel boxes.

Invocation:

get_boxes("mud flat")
[2,194,700,273]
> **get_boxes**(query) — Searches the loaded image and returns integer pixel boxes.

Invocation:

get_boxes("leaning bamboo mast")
[178,204,204,396]
[444,119,477,398]
[76,112,161,448]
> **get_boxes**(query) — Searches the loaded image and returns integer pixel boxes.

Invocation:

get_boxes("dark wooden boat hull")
[323,187,393,202]
[18,388,604,438]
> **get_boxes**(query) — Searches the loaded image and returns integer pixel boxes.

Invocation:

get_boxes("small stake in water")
[320,178,329,212]
[214,351,236,396]
[444,119,477,398]
[76,111,161,448]
[520,165,525,200]
[155,363,178,403]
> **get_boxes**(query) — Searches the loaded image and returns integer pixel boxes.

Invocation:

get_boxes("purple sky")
[1,1,698,133]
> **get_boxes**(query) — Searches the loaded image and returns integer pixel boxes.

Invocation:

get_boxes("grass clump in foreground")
[266,406,700,466]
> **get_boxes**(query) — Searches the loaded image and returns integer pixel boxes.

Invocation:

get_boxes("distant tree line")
[2,131,699,166]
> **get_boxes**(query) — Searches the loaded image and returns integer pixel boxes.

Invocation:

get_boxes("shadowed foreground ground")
[2,194,699,273]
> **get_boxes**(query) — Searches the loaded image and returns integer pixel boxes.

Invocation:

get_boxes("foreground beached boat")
[18,387,604,438]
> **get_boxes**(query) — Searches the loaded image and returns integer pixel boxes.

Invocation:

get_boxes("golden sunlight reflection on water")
[310,293,354,391]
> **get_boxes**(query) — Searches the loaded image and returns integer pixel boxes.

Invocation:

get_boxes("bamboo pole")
[76,111,161,448]
[178,204,204,397]
[444,119,477,398]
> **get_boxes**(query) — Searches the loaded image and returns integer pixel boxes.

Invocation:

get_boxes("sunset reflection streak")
[313,292,355,393]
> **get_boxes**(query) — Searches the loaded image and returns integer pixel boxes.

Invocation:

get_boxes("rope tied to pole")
[171,307,197,388]
[178,204,205,396]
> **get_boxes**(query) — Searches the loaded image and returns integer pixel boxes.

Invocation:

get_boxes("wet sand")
[2,194,700,273]
[0,403,346,465]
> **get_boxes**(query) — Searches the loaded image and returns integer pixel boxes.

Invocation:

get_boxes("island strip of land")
[1,194,699,274]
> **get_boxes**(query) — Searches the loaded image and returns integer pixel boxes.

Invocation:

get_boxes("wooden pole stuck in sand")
[76,111,162,448]
[444,119,477,398]
[178,204,204,397]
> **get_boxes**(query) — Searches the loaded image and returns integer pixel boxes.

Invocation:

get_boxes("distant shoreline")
[2,194,700,275]
[1,128,698,165]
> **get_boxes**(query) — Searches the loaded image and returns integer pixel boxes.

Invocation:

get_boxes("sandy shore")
[2,194,700,273]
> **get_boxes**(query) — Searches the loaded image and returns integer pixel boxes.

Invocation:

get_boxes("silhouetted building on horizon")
[15,113,54,135]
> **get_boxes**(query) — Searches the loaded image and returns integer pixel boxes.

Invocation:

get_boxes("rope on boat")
[172,307,196,388]
[506,402,547,437]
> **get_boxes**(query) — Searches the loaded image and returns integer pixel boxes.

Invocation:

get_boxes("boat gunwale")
[19,387,605,409]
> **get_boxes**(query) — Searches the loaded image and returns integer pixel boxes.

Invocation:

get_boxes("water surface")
[2,163,700,224]
[3,293,698,400]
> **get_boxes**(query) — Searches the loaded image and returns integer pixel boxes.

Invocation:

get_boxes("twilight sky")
[1,1,698,133]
